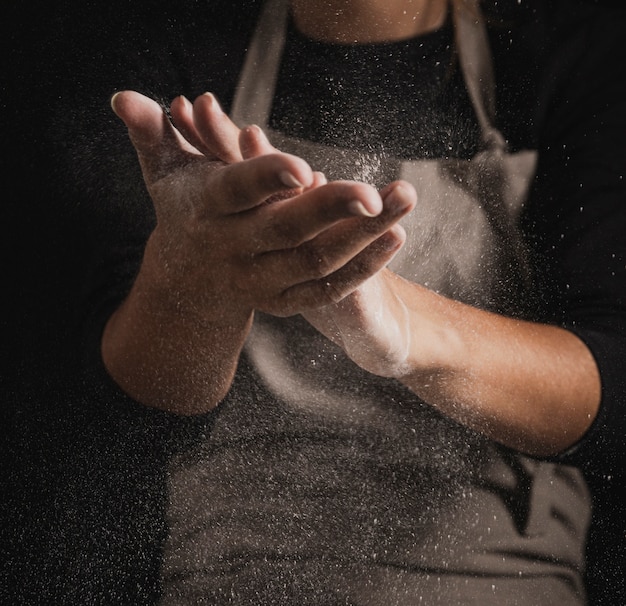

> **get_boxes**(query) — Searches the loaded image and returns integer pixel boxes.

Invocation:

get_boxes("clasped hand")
[111,91,418,377]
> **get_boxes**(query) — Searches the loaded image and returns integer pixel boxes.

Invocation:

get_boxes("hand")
[303,266,415,379]
[163,92,420,378]
[299,179,421,380]
[111,91,413,321]
[107,92,600,453]
[103,90,415,412]
[162,95,600,456]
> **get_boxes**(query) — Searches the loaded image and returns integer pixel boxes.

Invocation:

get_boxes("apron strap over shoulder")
[451,0,507,150]
[230,0,288,127]
[232,0,506,152]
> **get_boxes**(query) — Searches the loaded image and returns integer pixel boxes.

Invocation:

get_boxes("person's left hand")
[302,258,417,379]
[171,93,419,378]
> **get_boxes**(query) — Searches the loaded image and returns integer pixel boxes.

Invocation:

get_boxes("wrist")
[141,229,253,328]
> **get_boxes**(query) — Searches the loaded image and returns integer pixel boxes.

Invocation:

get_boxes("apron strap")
[230,0,288,127]
[232,0,506,151]
[451,0,506,150]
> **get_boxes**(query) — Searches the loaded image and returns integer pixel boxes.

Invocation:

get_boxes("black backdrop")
[1,1,623,604]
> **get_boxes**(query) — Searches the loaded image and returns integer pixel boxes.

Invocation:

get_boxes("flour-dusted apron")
[231,0,537,312]
[230,0,543,427]
[159,2,590,604]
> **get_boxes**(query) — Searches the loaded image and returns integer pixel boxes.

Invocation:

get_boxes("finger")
[379,180,418,209]
[308,171,328,189]
[263,169,328,206]
[268,225,407,316]
[250,185,412,292]
[321,225,406,302]
[192,93,243,163]
[239,126,304,202]
[110,90,197,182]
[210,152,314,214]
[170,95,214,156]
[239,124,278,160]
[249,180,411,252]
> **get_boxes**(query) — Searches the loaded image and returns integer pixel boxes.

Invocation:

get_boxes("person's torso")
[159,3,590,604]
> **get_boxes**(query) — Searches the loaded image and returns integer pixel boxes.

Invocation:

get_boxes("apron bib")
[231,0,538,311]
[158,4,589,604]
[230,0,540,421]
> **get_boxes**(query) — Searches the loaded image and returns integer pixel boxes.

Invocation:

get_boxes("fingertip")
[310,171,327,189]
[239,125,259,159]
[197,91,222,114]
[169,95,191,123]
[399,181,418,206]
[287,156,315,189]
[109,90,164,128]
[389,222,407,245]
[239,124,262,141]
[110,91,122,115]
[352,182,384,217]
[276,160,314,191]
[240,124,276,159]
[279,170,305,189]
[347,200,379,217]
[383,180,417,209]
[172,94,191,108]
[191,92,222,123]
[110,90,135,117]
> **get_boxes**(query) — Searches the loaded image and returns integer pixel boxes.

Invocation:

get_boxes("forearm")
[101,238,253,415]
[105,91,419,414]
[394,275,602,457]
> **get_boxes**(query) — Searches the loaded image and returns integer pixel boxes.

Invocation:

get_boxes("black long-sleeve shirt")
[74,0,626,473]
[2,0,625,603]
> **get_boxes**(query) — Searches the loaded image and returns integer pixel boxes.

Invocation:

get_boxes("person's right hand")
[110,91,413,322]
[104,90,414,413]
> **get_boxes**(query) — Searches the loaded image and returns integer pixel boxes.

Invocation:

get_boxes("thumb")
[110,90,191,182]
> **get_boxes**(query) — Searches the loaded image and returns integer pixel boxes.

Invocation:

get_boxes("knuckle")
[265,291,299,318]
[299,244,334,279]
[321,279,347,305]
[267,221,307,249]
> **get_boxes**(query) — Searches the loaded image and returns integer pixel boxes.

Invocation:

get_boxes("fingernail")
[383,183,416,210]
[314,171,327,185]
[382,225,405,250]
[279,171,304,189]
[246,124,262,137]
[383,184,402,203]
[202,92,221,112]
[248,124,272,146]
[110,91,121,113]
[348,200,378,217]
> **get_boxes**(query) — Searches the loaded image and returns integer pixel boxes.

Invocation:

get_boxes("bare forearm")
[104,91,418,415]
[101,243,253,415]
[394,276,601,456]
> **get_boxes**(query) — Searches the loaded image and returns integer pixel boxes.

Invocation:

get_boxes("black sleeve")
[524,2,626,475]
[1,3,229,601]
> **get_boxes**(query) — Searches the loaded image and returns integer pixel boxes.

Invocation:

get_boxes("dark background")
[1,1,623,604]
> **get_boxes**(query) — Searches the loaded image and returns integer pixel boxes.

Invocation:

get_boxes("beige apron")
[159,3,589,603]
[231,0,537,311]
[232,0,539,418]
